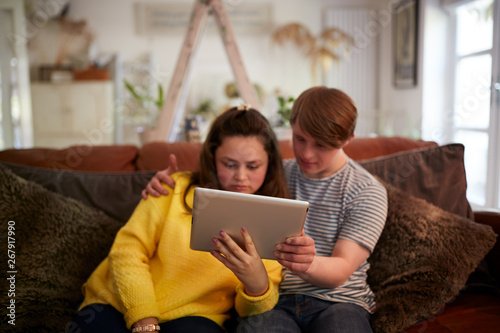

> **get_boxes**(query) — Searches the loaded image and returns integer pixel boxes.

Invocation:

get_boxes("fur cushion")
[368,180,497,333]
[0,165,124,332]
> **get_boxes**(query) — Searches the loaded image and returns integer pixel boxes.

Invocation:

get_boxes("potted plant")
[276,95,295,127]
[123,79,164,126]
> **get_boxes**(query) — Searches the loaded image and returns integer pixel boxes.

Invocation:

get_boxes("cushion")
[1,162,157,222]
[359,143,473,219]
[0,145,138,172]
[367,180,497,333]
[0,165,125,332]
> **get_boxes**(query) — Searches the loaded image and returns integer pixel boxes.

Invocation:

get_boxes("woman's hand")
[273,230,316,275]
[141,154,178,199]
[211,228,269,297]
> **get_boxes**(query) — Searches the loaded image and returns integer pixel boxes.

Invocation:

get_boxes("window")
[450,0,499,209]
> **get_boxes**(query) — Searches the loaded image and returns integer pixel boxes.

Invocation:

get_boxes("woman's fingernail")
[241,227,247,233]
[212,238,218,244]
[220,231,226,238]
[276,244,282,250]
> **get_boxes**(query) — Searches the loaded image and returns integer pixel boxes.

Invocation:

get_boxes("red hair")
[290,86,357,148]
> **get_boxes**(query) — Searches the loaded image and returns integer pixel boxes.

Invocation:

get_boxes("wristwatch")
[131,324,160,332]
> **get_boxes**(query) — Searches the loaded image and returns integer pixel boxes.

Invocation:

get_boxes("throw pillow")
[368,179,497,333]
[359,143,472,219]
[1,162,157,223]
[0,165,125,332]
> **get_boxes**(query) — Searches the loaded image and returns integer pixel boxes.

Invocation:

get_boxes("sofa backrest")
[135,137,438,171]
[0,145,139,172]
[0,136,438,172]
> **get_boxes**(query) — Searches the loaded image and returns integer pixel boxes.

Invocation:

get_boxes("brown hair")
[290,86,357,148]
[183,106,290,211]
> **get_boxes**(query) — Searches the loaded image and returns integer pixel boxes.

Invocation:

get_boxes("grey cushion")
[0,162,156,222]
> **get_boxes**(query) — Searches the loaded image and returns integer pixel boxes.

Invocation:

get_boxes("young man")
[259,86,388,333]
[143,88,388,332]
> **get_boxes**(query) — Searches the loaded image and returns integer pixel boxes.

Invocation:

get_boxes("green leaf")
[124,80,144,103]
[156,84,164,108]
[278,96,285,106]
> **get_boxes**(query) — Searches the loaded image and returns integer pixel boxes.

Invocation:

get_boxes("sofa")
[0,136,499,333]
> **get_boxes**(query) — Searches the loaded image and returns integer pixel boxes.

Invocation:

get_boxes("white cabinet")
[31,81,114,148]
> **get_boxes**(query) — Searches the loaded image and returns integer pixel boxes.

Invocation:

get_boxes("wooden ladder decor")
[146,0,260,142]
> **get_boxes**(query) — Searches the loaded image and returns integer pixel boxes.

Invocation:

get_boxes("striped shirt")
[281,158,388,313]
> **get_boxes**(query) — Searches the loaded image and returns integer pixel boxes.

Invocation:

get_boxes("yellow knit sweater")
[80,172,282,329]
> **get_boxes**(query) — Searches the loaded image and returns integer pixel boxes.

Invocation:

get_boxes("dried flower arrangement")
[272,23,354,84]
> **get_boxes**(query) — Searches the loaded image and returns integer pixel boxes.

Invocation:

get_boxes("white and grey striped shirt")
[281,158,388,313]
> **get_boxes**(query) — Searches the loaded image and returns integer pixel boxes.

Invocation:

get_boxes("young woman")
[72,105,289,333]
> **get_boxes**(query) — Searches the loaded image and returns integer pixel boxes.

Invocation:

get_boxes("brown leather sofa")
[0,136,499,332]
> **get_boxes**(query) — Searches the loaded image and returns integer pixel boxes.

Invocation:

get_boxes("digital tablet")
[190,187,309,260]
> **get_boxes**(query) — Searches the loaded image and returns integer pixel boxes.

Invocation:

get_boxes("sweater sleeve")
[234,259,282,317]
[108,177,179,328]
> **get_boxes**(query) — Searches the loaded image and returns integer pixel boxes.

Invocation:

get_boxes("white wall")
[27,0,416,142]
[377,0,424,138]
[62,0,322,117]
[421,0,450,143]
[58,0,373,116]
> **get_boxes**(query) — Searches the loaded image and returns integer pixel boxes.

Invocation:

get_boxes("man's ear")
[342,134,355,148]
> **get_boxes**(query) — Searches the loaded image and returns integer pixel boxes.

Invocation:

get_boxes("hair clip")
[237,104,251,111]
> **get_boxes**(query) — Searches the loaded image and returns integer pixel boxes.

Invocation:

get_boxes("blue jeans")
[69,304,225,333]
[233,294,372,333]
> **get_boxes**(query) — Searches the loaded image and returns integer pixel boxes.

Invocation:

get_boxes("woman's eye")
[225,163,237,169]
[247,165,259,170]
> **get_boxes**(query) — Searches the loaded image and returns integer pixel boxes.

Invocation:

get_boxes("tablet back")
[190,187,309,260]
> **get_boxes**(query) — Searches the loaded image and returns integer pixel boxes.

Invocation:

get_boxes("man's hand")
[275,235,370,289]
[273,230,316,274]
[141,154,178,199]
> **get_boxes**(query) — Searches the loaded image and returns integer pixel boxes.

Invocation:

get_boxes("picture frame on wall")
[393,0,418,88]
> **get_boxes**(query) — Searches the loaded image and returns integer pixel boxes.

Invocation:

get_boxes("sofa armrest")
[474,210,500,227]
[474,210,500,284]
